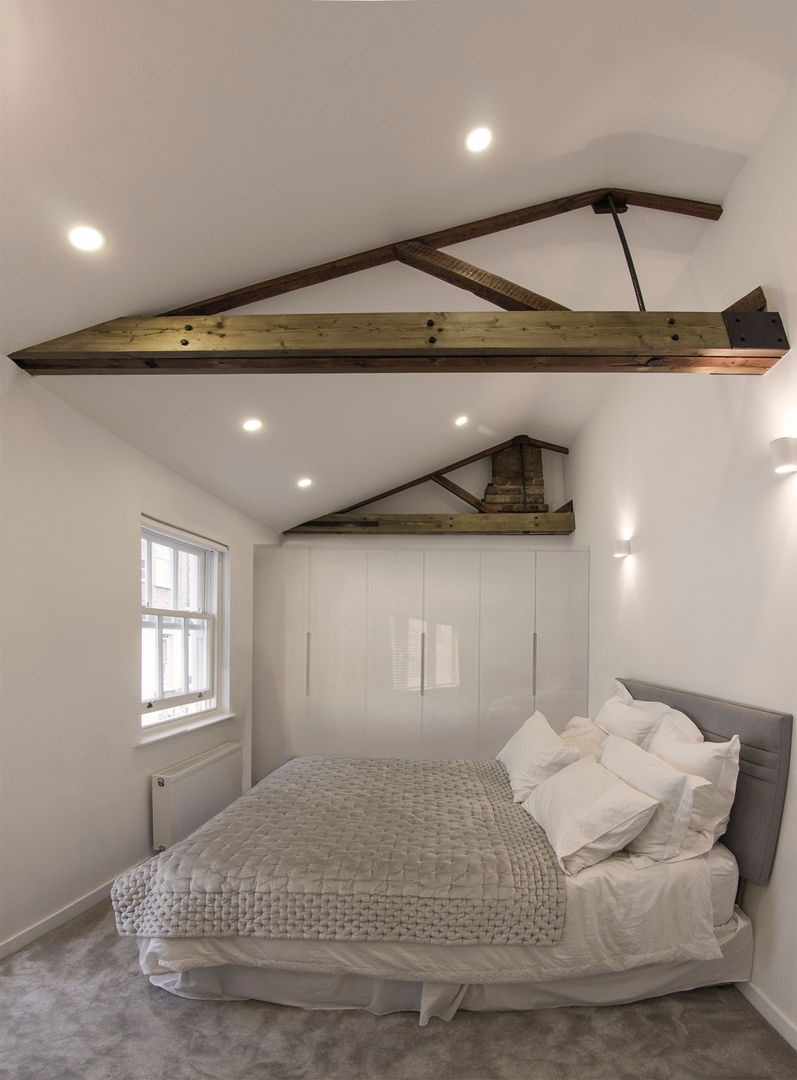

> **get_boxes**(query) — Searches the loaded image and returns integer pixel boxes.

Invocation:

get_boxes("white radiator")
[152,741,242,851]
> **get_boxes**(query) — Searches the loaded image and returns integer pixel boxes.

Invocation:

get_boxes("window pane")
[162,616,186,696]
[177,549,202,611]
[141,538,149,606]
[188,618,210,693]
[152,543,175,610]
[141,613,159,701]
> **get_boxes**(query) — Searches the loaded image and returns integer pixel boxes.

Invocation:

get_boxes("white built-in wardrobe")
[258,544,588,764]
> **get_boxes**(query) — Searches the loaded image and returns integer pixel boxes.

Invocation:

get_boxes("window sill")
[136,711,236,747]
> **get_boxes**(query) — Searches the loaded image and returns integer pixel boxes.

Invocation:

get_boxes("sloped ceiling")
[3,0,796,531]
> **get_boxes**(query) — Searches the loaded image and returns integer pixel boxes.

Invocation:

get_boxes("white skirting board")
[0,859,145,962]
[738,982,797,1051]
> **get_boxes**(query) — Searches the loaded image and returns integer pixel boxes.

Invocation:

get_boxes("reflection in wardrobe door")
[303,548,368,757]
[479,550,536,758]
[534,549,589,732]
[421,550,480,760]
[365,549,424,758]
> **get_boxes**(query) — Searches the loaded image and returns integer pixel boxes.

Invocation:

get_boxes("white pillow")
[560,716,607,760]
[647,729,741,856]
[523,757,659,875]
[594,697,659,748]
[600,734,709,863]
[612,682,703,743]
[496,711,579,803]
[652,709,704,744]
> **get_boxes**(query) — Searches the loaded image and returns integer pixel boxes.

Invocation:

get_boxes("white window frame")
[140,517,228,729]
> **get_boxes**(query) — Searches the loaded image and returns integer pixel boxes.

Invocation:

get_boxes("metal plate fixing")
[722,310,789,350]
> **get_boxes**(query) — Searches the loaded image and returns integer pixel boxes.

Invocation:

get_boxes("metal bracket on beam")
[591,193,629,215]
[722,310,789,350]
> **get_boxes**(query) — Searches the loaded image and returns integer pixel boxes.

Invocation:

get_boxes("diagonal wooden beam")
[335,434,567,515]
[394,241,569,312]
[431,474,491,512]
[10,311,788,376]
[160,188,723,316]
[724,286,767,312]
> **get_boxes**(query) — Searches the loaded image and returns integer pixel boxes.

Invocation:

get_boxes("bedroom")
[1,1,796,1076]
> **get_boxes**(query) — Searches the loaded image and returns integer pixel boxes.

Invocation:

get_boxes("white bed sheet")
[147,910,752,1025]
[140,845,736,989]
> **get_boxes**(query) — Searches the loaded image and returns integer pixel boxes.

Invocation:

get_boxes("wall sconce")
[770,437,797,475]
[614,539,631,558]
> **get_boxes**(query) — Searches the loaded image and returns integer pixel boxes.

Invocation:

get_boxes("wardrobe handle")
[532,631,538,697]
[420,631,426,696]
[305,631,311,697]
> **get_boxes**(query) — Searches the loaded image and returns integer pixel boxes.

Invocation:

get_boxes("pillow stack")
[496,686,741,876]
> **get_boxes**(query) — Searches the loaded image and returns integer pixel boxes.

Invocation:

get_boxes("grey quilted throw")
[112,757,565,945]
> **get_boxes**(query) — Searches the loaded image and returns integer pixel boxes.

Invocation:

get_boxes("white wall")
[568,76,797,1046]
[0,357,276,955]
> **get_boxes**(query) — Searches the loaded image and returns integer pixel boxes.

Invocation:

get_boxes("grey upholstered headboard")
[618,679,792,886]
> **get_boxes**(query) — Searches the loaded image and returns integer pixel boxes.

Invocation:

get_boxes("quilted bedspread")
[112,757,565,945]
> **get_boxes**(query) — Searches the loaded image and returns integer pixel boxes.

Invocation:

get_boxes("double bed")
[113,679,792,1024]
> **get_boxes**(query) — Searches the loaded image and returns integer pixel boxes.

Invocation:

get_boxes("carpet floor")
[1,901,796,1080]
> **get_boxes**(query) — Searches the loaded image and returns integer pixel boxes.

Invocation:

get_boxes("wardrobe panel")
[421,549,480,759]
[303,548,368,756]
[478,550,536,758]
[365,549,424,758]
[534,549,589,731]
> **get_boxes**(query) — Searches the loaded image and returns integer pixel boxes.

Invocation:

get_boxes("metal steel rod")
[606,193,646,311]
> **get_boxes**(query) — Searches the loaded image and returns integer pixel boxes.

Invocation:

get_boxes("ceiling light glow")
[242,418,263,432]
[68,225,104,251]
[455,415,469,426]
[465,127,492,152]
[297,477,313,488]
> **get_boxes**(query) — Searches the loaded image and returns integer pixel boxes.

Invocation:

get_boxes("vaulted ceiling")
[3,0,796,531]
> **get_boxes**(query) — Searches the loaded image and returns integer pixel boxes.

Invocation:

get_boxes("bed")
[113,679,792,1024]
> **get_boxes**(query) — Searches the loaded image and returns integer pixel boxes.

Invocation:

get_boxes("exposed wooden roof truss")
[9,188,789,375]
[285,434,576,536]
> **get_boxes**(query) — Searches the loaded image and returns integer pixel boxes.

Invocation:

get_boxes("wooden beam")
[394,241,569,312]
[431,474,491,512]
[335,434,567,515]
[724,286,767,312]
[160,188,723,316]
[285,512,576,535]
[10,311,787,376]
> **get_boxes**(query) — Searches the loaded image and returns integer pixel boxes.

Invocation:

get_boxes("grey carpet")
[1,902,796,1080]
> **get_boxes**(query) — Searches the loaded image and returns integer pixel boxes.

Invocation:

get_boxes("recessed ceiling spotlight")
[297,477,313,488]
[68,225,104,251]
[465,127,492,153]
[455,415,469,426]
[242,418,263,432]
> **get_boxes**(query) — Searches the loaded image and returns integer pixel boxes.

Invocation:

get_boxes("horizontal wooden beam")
[10,311,787,376]
[285,512,576,535]
[394,241,569,312]
[160,188,723,316]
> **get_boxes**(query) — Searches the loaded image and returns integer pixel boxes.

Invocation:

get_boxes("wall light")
[242,418,263,432]
[297,477,313,488]
[770,437,797,475]
[614,539,631,558]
